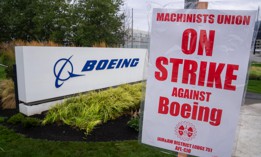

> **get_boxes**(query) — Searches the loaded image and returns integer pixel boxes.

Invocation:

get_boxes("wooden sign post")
[197,2,208,9]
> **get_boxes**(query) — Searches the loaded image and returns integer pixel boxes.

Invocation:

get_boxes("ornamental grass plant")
[0,79,16,109]
[43,83,144,135]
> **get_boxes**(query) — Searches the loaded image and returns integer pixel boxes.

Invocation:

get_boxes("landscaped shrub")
[7,113,25,124]
[127,116,140,132]
[43,83,144,134]
[0,40,23,78]
[0,117,5,123]
[21,117,42,128]
[0,49,15,79]
[0,66,6,80]
[0,79,16,109]
[7,113,42,128]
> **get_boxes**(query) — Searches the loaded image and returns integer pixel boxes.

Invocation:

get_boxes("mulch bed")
[0,109,139,142]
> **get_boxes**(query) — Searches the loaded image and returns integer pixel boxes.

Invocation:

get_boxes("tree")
[72,0,125,46]
[0,0,37,42]
[0,0,126,46]
[0,0,68,43]
[32,0,71,43]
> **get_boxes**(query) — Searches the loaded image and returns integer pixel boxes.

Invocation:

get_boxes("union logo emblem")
[175,121,197,141]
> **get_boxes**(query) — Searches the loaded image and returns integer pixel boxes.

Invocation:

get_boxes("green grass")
[247,80,261,94]
[0,125,177,157]
[43,83,144,134]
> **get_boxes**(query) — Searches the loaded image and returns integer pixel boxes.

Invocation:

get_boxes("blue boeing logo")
[53,55,140,88]
[53,56,84,88]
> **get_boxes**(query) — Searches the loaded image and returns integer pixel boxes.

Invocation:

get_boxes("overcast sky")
[124,0,261,31]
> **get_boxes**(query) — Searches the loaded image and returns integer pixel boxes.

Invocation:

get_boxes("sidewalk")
[233,93,261,157]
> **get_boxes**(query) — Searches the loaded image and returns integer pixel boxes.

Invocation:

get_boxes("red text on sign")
[171,87,212,102]
[155,57,239,91]
[158,96,223,126]
[182,29,215,56]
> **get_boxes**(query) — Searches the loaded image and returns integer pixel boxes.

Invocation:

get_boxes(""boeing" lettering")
[82,58,139,71]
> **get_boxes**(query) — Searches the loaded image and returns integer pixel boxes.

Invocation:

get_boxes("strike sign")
[141,9,257,157]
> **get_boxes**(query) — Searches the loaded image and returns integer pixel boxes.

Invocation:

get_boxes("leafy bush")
[43,83,144,134]
[7,113,25,124]
[22,117,42,128]
[0,79,16,109]
[7,113,42,128]
[0,50,14,79]
[127,116,140,132]
[0,66,6,80]
[0,117,5,123]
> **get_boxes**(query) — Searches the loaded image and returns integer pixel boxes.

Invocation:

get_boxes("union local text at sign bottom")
[157,137,213,154]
